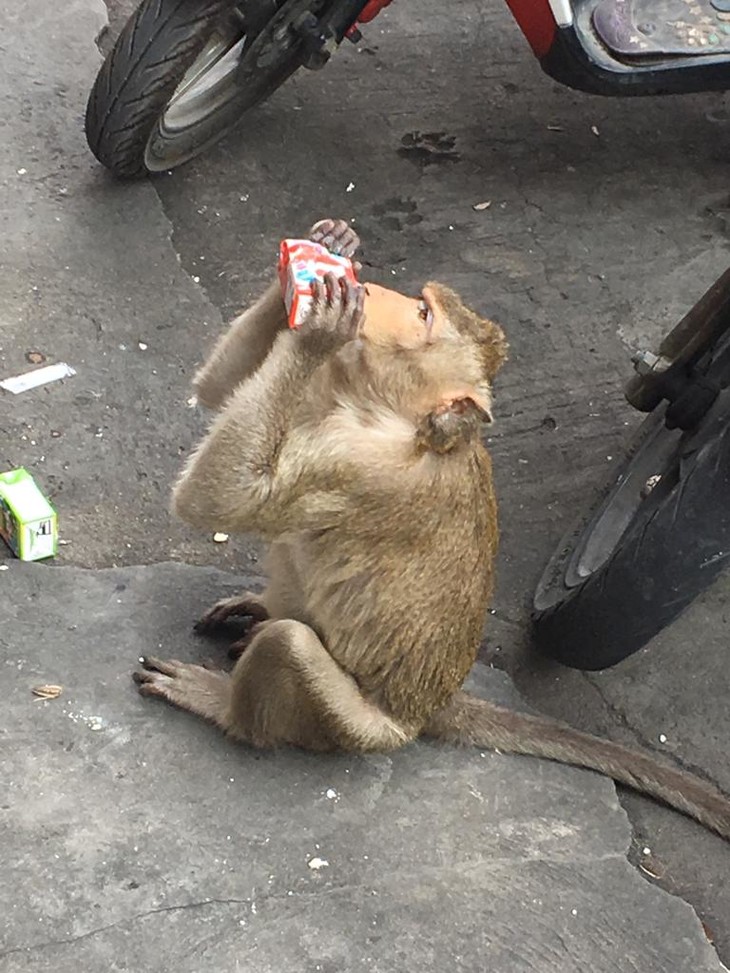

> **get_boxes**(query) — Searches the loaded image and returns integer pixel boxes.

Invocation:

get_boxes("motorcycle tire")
[86,0,308,177]
[532,388,730,671]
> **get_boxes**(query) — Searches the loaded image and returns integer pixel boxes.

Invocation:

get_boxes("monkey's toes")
[132,659,176,698]
[309,219,360,258]
[194,611,227,634]
[227,622,266,660]
[135,655,184,677]
[228,639,250,661]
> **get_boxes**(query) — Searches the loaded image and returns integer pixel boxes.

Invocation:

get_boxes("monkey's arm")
[174,316,353,535]
[193,220,361,410]
[194,280,288,411]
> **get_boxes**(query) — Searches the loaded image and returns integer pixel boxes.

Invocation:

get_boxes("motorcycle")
[532,267,730,670]
[86,0,730,178]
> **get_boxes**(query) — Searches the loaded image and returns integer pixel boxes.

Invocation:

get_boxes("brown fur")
[134,220,730,842]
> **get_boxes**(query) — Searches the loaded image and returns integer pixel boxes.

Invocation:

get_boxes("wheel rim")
[143,23,246,171]
[564,412,681,585]
[535,326,730,611]
[163,30,246,132]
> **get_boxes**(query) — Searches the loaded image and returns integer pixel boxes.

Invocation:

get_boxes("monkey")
[134,219,730,842]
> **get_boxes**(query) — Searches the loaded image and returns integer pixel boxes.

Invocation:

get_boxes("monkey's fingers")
[350,282,366,336]
[310,278,326,307]
[309,219,360,259]
[331,280,364,340]
[309,219,335,243]
[323,272,341,309]
[329,221,360,258]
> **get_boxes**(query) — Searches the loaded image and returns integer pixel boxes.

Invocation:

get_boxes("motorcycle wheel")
[532,330,730,671]
[86,0,312,178]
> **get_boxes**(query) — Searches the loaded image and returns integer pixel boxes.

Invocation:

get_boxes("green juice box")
[0,468,58,561]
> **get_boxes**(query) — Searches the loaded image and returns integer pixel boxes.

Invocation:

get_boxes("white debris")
[17,168,27,175]
[472,200,492,211]
[213,532,229,544]
[591,125,600,136]
[0,565,8,571]
[187,395,198,408]
[66,711,106,731]
[1,362,76,394]
[345,182,355,192]
[325,788,338,800]
[307,857,329,871]
[138,342,148,351]
[642,846,651,856]
[659,733,668,743]
[571,908,578,916]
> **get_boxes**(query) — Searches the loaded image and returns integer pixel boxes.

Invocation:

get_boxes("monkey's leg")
[133,657,232,727]
[226,619,411,752]
[194,591,270,633]
[194,281,288,411]
[424,691,730,841]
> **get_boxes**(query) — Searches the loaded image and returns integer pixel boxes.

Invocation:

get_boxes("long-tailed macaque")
[134,219,730,841]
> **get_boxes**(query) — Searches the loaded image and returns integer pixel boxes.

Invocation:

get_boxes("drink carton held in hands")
[278,239,359,329]
[0,468,58,561]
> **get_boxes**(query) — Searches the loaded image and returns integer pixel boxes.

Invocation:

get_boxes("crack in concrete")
[0,898,252,959]
[581,672,729,971]
[583,672,727,791]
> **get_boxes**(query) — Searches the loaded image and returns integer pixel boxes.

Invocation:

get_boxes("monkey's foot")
[228,621,270,660]
[309,219,360,259]
[133,656,230,724]
[194,592,269,634]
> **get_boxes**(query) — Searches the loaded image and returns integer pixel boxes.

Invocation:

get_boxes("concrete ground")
[1,0,729,969]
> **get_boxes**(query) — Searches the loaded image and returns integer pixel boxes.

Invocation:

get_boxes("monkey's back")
[264,443,498,730]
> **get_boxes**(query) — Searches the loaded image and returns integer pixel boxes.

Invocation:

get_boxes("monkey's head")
[360,281,508,454]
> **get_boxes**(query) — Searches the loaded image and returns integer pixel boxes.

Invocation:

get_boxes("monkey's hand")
[309,218,360,261]
[298,273,365,351]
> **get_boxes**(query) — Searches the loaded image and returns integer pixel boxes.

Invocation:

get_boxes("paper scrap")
[1,362,76,394]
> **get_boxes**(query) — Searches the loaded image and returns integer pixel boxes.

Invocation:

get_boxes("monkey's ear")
[417,395,491,455]
[435,386,493,424]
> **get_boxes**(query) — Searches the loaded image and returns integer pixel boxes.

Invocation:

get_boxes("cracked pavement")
[2,0,730,969]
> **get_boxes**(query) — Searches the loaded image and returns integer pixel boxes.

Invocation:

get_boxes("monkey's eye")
[418,299,434,328]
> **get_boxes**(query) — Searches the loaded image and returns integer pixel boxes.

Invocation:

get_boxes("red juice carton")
[278,239,358,328]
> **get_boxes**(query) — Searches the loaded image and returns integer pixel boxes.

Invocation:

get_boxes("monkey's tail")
[423,691,730,840]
